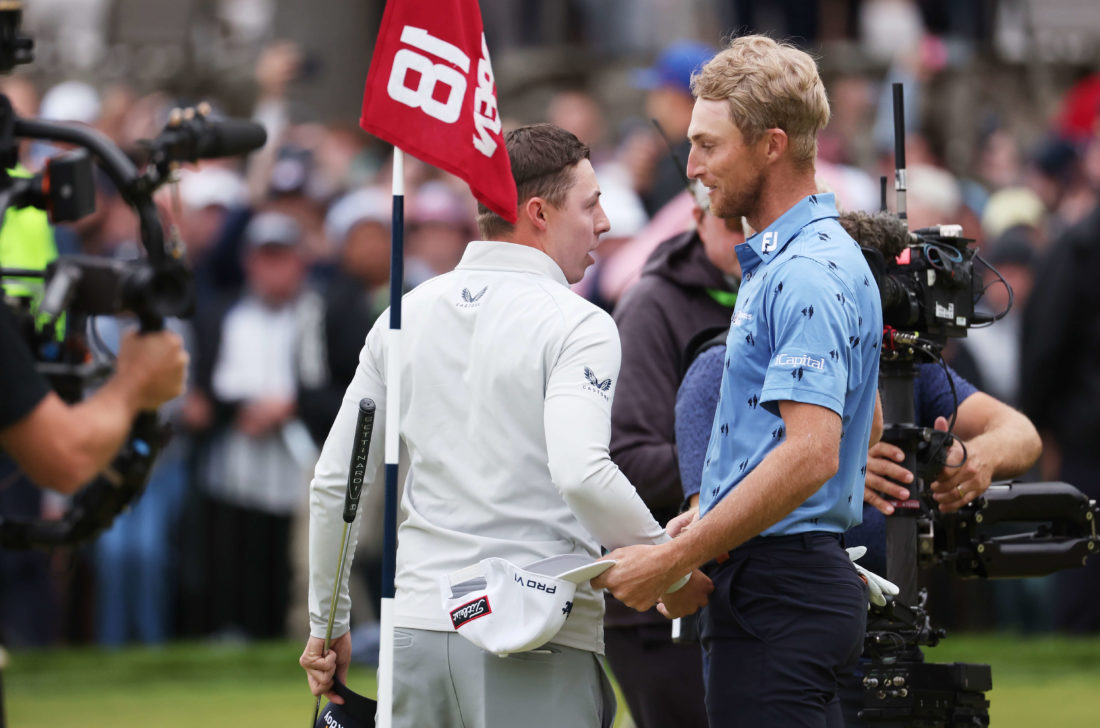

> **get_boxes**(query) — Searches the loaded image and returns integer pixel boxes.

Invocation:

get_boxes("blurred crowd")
[2,0,1100,648]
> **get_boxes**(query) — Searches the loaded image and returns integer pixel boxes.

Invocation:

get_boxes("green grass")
[3,635,1099,727]
[3,640,375,728]
[923,634,1100,727]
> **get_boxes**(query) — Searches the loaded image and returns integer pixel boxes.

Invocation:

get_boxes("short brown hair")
[691,35,830,167]
[838,211,911,259]
[477,123,590,239]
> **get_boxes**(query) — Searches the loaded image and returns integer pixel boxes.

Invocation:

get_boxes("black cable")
[971,252,1014,325]
[927,346,968,475]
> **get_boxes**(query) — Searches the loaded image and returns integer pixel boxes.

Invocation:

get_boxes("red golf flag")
[361,0,516,223]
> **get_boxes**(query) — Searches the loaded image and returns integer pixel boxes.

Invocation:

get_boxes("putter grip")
[343,398,377,523]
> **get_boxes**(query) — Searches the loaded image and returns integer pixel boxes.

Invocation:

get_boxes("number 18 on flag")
[362,0,516,222]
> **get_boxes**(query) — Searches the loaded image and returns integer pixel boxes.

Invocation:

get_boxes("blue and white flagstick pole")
[378,147,405,728]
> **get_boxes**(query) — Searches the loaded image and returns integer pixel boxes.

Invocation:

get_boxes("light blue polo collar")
[737,193,840,272]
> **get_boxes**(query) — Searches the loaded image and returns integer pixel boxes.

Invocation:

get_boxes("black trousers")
[1054,450,1100,632]
[604,621,708,728]
[0,464,58,647]
[701,533,867,728]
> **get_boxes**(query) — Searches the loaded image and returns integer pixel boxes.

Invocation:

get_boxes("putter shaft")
[311,521,353,727]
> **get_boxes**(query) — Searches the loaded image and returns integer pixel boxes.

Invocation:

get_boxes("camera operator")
[836,210,1041,728]
[0,301,188,494]
[837,211,1042,568]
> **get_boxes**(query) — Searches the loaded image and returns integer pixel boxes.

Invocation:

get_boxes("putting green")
[3,636,1098,727]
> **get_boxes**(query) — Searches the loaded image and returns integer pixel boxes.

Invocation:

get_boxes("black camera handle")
[879,358,921,603]
[878,328,957,603]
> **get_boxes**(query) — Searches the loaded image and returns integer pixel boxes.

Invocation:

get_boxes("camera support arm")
[937,481,1099,579]
[0,101,265,550]
[14,116,166,269]
[0,412,168,548]
[0,108,169,547]
[7,105,267,272]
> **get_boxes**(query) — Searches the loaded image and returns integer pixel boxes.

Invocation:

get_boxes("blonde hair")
[691,35,830,167]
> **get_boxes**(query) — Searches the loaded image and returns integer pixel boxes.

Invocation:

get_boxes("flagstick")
[378,147,405,728]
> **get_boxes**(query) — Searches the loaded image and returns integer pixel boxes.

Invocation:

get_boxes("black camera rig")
[860,591,992,728]
[0,2,266,550]
[853,84,1099,727]
[877,223,980,343]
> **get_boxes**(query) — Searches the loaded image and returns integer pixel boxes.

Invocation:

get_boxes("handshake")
[592,506,713,620]
[590,507,901,618]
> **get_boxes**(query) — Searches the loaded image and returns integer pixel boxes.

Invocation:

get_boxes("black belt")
[738,530,842,551]
[700,531,843,574]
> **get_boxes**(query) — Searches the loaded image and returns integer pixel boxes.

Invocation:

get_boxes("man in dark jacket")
[605,188,742,728]
[298,187,393,445]
[1020,200,1100,632]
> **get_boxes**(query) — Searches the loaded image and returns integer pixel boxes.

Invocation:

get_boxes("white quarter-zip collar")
[457,240,569,287]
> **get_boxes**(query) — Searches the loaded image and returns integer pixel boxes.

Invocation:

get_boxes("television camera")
[0,2,266,550]
[854,84,1099,727]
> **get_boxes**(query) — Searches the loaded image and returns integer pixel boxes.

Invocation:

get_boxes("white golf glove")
[846,546,900,607]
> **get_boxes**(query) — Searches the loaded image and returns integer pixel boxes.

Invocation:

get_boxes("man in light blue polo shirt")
[594,35,883,727]
[698,190,880,530]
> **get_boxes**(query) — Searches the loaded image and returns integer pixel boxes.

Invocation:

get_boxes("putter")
[312,398,376,728]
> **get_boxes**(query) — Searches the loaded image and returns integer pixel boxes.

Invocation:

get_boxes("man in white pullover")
[300,124,711,728]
